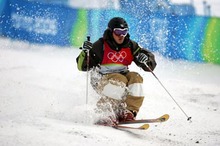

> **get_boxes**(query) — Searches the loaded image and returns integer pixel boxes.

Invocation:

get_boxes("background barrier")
[0,0,219,64]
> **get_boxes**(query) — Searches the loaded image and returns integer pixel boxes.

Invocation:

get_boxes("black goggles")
[113,28,128,37]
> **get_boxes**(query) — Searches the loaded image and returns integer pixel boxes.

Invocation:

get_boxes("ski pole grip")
[87,36,90,42]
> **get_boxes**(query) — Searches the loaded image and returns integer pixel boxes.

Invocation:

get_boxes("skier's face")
[113,32,125,44]
[112,28,128,44]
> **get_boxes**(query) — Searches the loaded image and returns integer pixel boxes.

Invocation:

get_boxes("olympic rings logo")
[107,51,127,62]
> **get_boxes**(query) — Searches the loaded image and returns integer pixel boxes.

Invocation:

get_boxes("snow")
[68,0,120,9]
[170,0,220,17]
[67,0,220,17]
[0,37,220,145]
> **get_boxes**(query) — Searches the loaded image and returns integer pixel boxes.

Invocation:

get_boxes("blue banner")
[1,0,77,46]
[0,0,220,64]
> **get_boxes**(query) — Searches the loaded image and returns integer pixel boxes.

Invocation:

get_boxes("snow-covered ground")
[0,37,220,145]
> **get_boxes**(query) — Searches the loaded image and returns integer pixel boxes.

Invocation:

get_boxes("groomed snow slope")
[0,38,220,146]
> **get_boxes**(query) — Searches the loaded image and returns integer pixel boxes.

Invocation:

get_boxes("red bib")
[101,42,133,66]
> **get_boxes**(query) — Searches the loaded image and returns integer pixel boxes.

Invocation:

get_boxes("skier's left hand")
[137,53,149,64]
[137,52,156,72]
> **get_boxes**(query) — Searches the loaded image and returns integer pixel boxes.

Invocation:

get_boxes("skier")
[76,17,156,126]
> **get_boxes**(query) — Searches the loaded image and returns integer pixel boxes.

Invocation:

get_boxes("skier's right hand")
[83,41,92,50]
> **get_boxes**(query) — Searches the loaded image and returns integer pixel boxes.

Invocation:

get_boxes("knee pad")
[101,82,126,100]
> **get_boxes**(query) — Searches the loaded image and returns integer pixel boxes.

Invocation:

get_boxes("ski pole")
[85,36,90,104]
[143,62,192,122]
[79,36,90,104]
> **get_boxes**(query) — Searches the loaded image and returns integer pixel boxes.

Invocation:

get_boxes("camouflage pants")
[91,70,144,114]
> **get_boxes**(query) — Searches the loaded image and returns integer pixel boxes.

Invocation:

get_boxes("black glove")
[137,53,149,64]
[137,52,157,72]
[83,41,92,51]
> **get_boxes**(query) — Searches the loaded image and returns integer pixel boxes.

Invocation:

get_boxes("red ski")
[118,114,169,125]
[96,114,169,130]
[114,123,150,130]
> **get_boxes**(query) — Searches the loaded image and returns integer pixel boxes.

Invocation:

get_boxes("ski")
[114,123,150,130]
[118,114,169,125]
[96,123,150,130]
[96,114,169,130]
